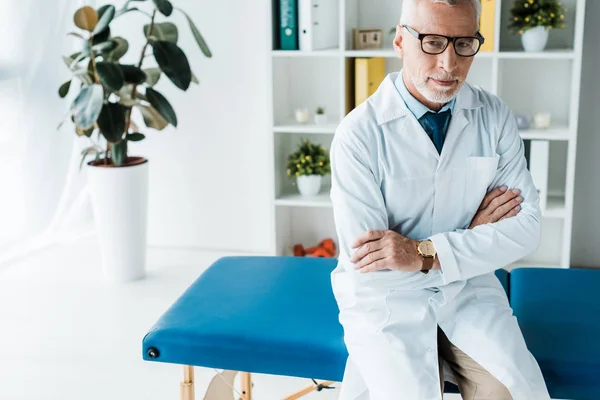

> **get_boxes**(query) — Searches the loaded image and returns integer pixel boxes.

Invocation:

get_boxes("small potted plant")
[508,0,567,52]
[57,1,211,282]
[286,139,331,197]
[314,106,327,124]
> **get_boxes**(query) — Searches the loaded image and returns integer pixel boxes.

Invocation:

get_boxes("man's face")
[393,1,478,107]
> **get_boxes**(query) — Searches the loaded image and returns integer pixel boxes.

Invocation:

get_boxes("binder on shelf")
[355,58,386,107]
[528,140,550,211]
[298,0,339,51]
[279,0,298,50]
[479,0,495,52]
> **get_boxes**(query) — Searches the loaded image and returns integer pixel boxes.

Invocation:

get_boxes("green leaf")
[119,64,147,84]
[191,72,199,84]
[128,133,145,141]
[70,84,103,129]
[144,22,178,43]
[93,40,118,54]
[97,103,126,142]
[104,37,128,62]
[152,40,191,91]
[93,4,116,35]
[145,87,177,127]
[58,80,71,98]
[139,105,168,130]
[80,40,118,64]
[152,0,173,16]
[111,140,127,166]
[177,8,212,58]
[74,6,98,32]
[91,26,110,45]
[72,67,94,84]
[96,61,124,91]
[69,52,88,69]
[143,67,161,86]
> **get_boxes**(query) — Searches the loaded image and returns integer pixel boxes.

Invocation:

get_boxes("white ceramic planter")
[87,157,149,282]
[521,26,549,52]
[297,175,322,197]
[314,114,327,125]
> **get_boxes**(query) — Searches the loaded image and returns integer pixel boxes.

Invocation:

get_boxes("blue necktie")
[419,109,452,155]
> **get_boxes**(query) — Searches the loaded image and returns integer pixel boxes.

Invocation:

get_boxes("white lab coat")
[330,71,550,400]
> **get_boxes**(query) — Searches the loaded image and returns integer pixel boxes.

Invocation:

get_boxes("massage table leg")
[240,372,253,400]
[180,365,195,400]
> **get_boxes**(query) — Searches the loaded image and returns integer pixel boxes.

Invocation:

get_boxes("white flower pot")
[297,175,322,197]
[314,114,327,125]
[87,157,149,282]
[521,26,549,52]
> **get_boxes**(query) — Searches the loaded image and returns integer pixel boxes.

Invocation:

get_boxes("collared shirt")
[394,70,456,120]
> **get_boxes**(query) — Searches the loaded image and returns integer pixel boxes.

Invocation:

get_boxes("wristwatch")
[417,239,436,274]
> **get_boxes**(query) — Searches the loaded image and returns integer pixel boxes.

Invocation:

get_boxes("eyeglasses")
[403,25,484,57]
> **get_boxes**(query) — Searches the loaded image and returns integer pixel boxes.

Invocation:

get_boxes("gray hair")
[399,0,481,26]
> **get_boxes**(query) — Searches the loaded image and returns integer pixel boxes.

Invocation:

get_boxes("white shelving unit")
[268,0,586,269]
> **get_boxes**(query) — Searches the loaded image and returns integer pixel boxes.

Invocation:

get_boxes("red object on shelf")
[293,238,337,258]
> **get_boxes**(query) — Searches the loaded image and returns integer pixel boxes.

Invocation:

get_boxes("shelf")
[519,126,571,141]
[273,122,338,134]
[272,50,342,57]
[275,191,333,208]
[498,50,575,59]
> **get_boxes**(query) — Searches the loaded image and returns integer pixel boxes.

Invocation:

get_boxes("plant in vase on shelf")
[314,106,327,124]
[508,0,567,52]
[57,0,211,282]
[286,139,331,197]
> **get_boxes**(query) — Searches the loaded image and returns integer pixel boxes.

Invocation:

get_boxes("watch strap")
[420,256,434,274]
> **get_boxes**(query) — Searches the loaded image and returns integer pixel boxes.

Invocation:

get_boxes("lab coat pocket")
[465,156,499,188]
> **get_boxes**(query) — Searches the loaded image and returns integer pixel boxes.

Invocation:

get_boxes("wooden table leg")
[181,365,195,400]
[240,372,252,400]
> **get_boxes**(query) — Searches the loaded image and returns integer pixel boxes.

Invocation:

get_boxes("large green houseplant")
[58,0,212,168]
[58,0,212,282]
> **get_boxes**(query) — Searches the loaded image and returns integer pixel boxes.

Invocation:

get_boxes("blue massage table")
[142,256,600,400]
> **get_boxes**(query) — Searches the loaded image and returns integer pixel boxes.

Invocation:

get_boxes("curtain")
[0,0,99,268]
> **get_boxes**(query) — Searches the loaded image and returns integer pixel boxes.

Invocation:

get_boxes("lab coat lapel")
[440,83,483,164]
[402,115,440,161]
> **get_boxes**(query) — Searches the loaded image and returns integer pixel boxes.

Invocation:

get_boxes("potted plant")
[314,106,327,124]
[508,0,567,52]
[57,0,211,282]
[286,139,330,197]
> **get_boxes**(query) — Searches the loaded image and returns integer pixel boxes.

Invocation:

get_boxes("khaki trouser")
[437,326,513,400]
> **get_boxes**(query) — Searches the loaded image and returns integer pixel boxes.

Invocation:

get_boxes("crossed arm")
[330,109,541,285]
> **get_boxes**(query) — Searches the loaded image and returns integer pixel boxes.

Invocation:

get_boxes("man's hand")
[350,230,421,274]
[469,185,523,229]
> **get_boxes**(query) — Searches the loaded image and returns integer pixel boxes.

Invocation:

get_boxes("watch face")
[419,240,436,257]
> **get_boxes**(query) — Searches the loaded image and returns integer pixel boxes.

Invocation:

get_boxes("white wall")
[571,0,600,267]
[120,0,274,254]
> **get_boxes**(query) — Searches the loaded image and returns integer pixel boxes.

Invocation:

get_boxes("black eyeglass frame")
[403,25,485,57]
